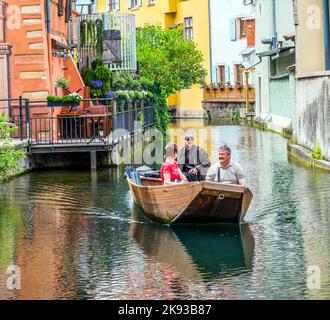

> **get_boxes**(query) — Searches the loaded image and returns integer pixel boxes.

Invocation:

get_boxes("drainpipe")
[45,0,51,34]
[208,0,213,83]
[271,0,277,49]
[323,0,330,70]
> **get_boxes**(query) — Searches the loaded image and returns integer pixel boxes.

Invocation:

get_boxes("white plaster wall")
[210,0,255,85]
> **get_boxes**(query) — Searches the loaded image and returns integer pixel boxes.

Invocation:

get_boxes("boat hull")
[127,178,253,224]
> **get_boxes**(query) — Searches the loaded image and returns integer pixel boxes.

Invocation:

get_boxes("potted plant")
[55,76,71,96]
[116,90,129,110]
[99,124,104,137]
[235,81,243,89]
[47,93,82,107]
[218,82,225,89]
[227,81,233,89]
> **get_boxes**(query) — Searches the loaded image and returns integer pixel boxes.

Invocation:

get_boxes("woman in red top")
[161,143,188,184]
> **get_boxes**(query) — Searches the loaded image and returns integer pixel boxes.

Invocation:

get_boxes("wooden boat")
[127,177,253,224]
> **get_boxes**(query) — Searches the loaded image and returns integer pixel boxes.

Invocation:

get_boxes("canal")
[0,120,330,299]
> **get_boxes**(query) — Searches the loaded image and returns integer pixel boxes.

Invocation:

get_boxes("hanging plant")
[95,18,104,58]
[87,20,95,44]
[80,20,87,47]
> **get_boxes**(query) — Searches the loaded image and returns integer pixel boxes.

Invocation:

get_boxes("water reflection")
[1,120,330,299]
[130,220,255,282]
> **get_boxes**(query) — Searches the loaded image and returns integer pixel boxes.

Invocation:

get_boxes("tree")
[0,114,25,181]
[137,24,206,97]
[136,24,207,135]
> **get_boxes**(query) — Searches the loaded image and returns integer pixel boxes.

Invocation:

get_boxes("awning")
[240,47,255,56]
[257,46,295,58]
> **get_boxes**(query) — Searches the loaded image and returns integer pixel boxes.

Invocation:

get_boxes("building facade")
[209,0,256,87]
[255,0,296,134]
[96,0,211,118]
[295,0,330,160]
[3,0,84,100]
[0,0,11,106]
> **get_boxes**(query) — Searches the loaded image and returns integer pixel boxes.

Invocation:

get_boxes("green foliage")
[82,59,112,98]
[112,72,136,91]
[117,90,130,100]
[0,114,25,181]
[136,24,206,135]
[231,108,240,122]
[80,19,104,57]
[47,95,63,102]
[138,111,144,127]
[91,58,104,70]
[136,24,207,98]
[55,76,71,89]
[311,142,324,160]
[81,67,95,86]
[63,93,82,103]
[47,93,82,104]
[95,18,104,58]
[80,20,87,46]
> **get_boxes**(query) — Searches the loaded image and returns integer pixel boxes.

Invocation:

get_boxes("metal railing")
[0,97,154,146]
[0,97,29,140]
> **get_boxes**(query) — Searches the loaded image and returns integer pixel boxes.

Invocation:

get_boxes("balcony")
[203,86,255,102]
[163,0,177,14]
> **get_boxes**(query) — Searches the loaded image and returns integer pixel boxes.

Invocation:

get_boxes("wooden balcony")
[203,86,256,102]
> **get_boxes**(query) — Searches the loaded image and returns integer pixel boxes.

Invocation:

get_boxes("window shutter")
[65,0,72,23]
[226,65,231,83]
[58,0,64,16]
[127,0,132,9]
[211,66,217,83]
[230,18,237,41]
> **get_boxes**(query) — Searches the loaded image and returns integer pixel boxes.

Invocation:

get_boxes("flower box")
[47,101,80,107]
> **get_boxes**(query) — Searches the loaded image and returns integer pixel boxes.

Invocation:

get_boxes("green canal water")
[0,120,330,299]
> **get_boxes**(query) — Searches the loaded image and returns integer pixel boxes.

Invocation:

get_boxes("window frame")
[237,17,247,39]
[184,16,194,40]
[128,0,140,9]
[216,64,226,84]
[108,0,120,12]
[233,63,243,84]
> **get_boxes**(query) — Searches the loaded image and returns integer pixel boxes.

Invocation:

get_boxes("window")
[128,0,141,9]
[149,0,156,4]
[184,17,193,40]
[217,65,226,84]
[108,0,120,11]
[237,18,246,39]
[234,64,243,84]
[58,0,64,16]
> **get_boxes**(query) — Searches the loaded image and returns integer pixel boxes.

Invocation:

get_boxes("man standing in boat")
[206,145,246,187]
[177,135,210,182]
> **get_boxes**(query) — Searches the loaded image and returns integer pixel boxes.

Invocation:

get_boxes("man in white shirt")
[206,145,246,187]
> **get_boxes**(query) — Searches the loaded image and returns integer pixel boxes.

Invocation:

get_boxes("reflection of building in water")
[296,170,330,299]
